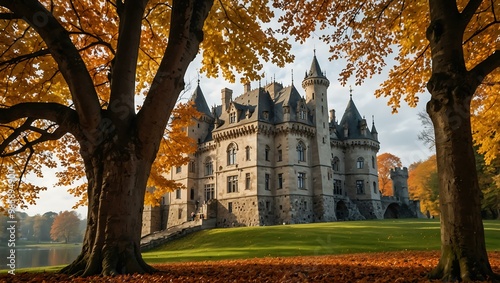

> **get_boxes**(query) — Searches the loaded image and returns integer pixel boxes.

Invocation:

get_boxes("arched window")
[227,143,237,165]
[332,157,340,171]
[297,142,306,162]
[245,146,251,161]
[204,157,213,176]
[356,157,364,169]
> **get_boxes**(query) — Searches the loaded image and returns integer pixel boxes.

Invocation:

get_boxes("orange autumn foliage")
[2,251,500,282]
[377,153,402,196]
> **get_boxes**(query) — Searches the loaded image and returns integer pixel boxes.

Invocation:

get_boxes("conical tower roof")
[305,54,327,79]
[190,84,212,117]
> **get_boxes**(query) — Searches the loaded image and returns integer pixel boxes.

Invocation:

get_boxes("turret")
[390,167,409,204]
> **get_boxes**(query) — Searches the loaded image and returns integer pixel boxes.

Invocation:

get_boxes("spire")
[305,53,326,79]
[190,84,212,117]
[371,115,378,140]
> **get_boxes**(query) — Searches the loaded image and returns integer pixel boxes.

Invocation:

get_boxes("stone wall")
[216,196,260,227]
[355,199,384,219]
[313,195,337,222]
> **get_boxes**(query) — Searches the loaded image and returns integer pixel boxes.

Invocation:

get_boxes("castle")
[142,54,421,235]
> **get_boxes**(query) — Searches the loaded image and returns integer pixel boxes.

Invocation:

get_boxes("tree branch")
[461,0,483,27]
[0,0,102,132]
[137,0,214,156]
[469,50,500,83]
[0,102,79,132]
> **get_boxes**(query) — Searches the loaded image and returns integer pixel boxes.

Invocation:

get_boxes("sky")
[20,39,434,219]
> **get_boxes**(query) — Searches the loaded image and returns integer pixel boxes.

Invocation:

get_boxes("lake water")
[0,245,82,270]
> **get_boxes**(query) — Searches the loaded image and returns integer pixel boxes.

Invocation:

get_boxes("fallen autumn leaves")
[2,251,500,282]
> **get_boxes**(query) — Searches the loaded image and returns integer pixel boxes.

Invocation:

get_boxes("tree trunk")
[426,74,495,281]
[60,138,156,276]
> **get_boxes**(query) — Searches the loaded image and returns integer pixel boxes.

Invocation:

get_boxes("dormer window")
[298,105,307,120]
[229,112,236,123]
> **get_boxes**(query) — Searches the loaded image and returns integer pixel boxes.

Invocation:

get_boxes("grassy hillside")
[143,219,500,264]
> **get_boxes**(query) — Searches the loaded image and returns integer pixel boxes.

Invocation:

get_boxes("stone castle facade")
[142,54,421,236]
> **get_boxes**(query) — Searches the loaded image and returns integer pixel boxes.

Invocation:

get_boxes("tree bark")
[426,77,495,281]
[425,0,498,281]
[60,137,156,276]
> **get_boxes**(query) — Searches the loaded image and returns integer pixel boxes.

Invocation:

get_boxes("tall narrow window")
[356,180,364,194]
[334,179,342,195]
[227,143,237,165]
[229,112,236,123]
[227,175,238,193]
[265,174,270,190]
[372,156,376,169]
[175,188,181,199]
[204,184,215,201]
[204,158,213,176]
[332,157,340,171]
[190,188,195,200]
[277,149,283,162]
[298,172,306,189]
[278,173,283,189]
[176,166,182,173]
[356,157,364,169]
[245,173,251,190]
[265,145,270,161]
[228,202,233,213]
[373,182,377,194]
[297,142,306,162]
[189,161,195,173]
[245,146,250,161]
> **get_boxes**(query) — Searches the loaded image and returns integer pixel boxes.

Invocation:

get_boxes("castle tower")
[390,167,409,205]
[301,53,333,221]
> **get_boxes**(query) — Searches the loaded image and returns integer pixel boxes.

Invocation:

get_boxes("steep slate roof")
[272,84,313,125]
[305,55,327,79]
[190,84,212,117]
[336,97,377,141]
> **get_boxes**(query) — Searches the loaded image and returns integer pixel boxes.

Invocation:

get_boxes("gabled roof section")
[305,54,326,79]
[190,85,212,117]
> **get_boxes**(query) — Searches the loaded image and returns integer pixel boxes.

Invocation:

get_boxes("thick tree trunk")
[426,74,496,281]
[60,139,156,276]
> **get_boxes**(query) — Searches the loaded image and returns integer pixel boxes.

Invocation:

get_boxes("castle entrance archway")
[336,200,349,220]
[384,203,400,219]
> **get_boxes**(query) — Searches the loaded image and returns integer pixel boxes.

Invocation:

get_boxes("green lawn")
[142,219,500,264]
[5,219,500,273]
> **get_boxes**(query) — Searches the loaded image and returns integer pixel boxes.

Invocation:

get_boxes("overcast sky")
[21,40,434,218]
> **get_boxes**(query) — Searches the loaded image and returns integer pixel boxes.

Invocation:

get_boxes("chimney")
[329,109,336,123]
[221,88,233,111]
[244,82,251,93]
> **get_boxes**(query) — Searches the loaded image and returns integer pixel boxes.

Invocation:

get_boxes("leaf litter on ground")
[2,251,500,282]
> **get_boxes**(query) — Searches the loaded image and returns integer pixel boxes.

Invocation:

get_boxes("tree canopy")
[0,0,293,211]
[377,152,402,196]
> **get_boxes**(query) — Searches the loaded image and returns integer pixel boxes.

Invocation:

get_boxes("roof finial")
[349,85,353,100]
[197,72,200,85]
[313,47,316,57]
[291,69,294,85]
[372,115,375,125]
